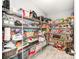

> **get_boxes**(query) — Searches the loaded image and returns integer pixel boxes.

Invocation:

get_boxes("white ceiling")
[10,0,74,18]
[31,0,74,18]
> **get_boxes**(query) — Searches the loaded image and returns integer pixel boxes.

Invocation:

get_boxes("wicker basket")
[2,48,17,59]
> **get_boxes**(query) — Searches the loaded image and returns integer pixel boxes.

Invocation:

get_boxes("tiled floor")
[30,45,74,59]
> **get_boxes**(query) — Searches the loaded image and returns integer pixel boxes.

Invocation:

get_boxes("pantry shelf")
[18,40,39,53]
[4,11,41,22]
[3,9,47,24]
[2,25,40,29]
[52,28,71,29]
[4,40,39,59]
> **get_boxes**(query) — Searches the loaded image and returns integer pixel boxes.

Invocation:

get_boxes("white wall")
[10,0,45,16]
[31,0,74,18]
[47,9,74,19]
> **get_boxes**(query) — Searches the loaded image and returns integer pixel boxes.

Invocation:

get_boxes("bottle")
[29,10,33,18]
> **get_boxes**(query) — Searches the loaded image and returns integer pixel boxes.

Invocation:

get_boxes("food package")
[28,45,36,56]
[4,28,11,41]
[3,19,9,25]
[29,10,37,18]
[38,31,43,35]
[35,44,41,52]
[3,14,15,26]
[4,41,16,49]
[15,29,22,33]
[14,20,22,26]
[25,10,30,18]
[11,31,15,36]
[24,32,34,37]
[9,17,15,26]
[39,37,45,42]
[16,40,22,49]
[3,13,9,25]
[12,33,23,41]
[54,41,64,50]
[42,24,46,28]
[17,8,30,18]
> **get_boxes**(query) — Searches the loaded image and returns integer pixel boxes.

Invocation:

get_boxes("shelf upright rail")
[21,9,24,59]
